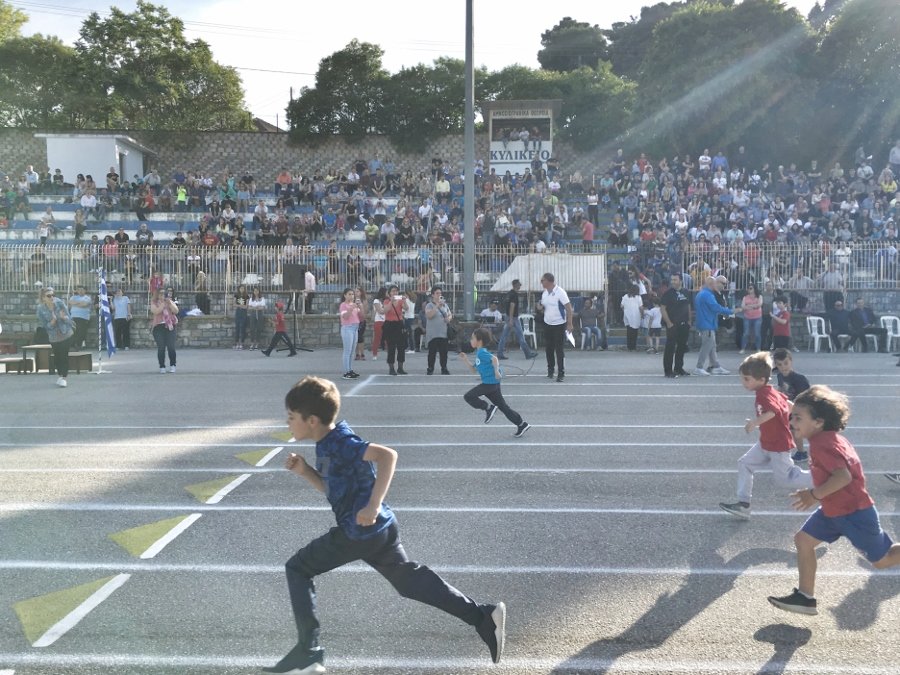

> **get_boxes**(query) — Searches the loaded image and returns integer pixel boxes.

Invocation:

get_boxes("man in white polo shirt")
[536,272,574,382]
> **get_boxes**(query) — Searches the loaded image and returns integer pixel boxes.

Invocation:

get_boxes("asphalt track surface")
[0,345,898,675]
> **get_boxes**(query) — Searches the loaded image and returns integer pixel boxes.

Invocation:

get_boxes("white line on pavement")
[345,393,898,398]
[0,653,894,674]
[255,447,283,467]
[0,467,766,475]
[140,514,202,559]
[3,503,900,517]
[1,560,899,578]
[0,669,14,674]
[345,373,375,396]
[205,474,251,504]
[8,441,891,449]
[357,381,899,388]
[32,574,131,648]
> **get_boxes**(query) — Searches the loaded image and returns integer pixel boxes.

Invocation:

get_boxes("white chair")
[881,315,900,352]
[848,334,878,353]
[806,316,829,353]
[519,313,537,349]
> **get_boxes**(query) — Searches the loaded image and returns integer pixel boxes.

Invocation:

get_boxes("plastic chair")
[881,315,900,352]
[806,316,829,353]
[519,313,537,349]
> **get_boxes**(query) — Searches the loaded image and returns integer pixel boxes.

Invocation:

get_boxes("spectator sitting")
[826,300,852,351]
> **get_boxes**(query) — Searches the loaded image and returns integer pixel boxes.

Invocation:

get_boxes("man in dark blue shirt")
[848,297,887,352]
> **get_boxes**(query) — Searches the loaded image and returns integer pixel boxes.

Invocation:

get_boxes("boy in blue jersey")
[264,376,506,675]
[459,327,530,437]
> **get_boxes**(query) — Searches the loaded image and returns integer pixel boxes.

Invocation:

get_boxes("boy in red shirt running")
[262,301,297,357]
[768,385,900,614]
[720,352,812,519]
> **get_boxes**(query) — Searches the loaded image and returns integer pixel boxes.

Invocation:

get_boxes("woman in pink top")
[339,287,362,380]
[740,283,763,353]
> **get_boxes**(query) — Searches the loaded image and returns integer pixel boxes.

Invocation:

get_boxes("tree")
[0,0,26,43]
[603,2,690,80]
[537,17,608,72]
[287,40,388,143]
[630,0,810,157]
[74,0,251,130]
[0,34,80,128]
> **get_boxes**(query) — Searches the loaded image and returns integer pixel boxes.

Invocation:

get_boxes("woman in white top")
[248,287,267,350]
[370,286,387,360]
[621,284,644,352]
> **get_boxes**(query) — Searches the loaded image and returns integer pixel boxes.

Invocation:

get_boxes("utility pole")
[463,0,475,320]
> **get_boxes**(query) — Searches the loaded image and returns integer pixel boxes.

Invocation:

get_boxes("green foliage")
[73,1,251,130]
[603,2,689,80]
[537,17,609,72]
[632,0,810,155]
[287,40,388,144]
[0,34,78,127]
[0,0,27,43]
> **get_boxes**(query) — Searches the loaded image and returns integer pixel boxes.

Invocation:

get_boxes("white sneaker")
[711,366,730,375]
[405,349,415,354]
[738,349,745,354]
[372,355,378,360]
[168,365,176,373]
[56,377,67,388]
[160,367,166,374]
[692,367,711,376]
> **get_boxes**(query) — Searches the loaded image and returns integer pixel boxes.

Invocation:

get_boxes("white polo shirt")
[540,285,570,326]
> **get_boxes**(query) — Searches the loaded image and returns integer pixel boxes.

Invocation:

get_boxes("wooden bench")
[68,351,93,373]
[0,356,34,373]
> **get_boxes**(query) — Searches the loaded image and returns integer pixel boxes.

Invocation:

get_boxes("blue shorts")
[801,506,894,563]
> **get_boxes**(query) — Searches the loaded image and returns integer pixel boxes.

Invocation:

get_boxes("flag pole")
[96,267,107,374]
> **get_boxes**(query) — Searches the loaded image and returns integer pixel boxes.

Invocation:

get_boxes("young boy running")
[264,376,506,674]
[459,327,530,437]
[768,385,900,615]
[772,348,811,464]
[719,351,812,520]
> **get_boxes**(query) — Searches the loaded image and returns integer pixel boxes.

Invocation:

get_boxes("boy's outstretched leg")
[366,524,506,663]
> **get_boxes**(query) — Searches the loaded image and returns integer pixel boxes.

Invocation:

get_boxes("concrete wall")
[0,127,582,188]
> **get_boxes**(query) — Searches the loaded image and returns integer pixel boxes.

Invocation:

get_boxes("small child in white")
[459,328,530,437]
[645,297,663,354]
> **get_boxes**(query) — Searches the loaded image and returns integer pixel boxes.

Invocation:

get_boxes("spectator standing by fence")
[661,273,692,378]
[68,284,92,349]
[112,288,132,350]
[383,286,408,376]
[248,287,266,351]
[36,286,74,388]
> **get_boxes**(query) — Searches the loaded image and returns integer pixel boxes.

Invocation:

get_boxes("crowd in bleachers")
[3,140,899,266]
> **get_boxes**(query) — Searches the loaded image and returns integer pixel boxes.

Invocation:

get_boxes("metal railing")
[2,241,897,315]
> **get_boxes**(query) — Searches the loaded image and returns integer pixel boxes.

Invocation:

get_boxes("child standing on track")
[719,351,812,520]
[459,327,530,438]
[768,385,900,615]
[772,348,811,464]
[264,376,506,674]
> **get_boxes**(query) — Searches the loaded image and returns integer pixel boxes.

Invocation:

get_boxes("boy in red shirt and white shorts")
[720,352,812,520]
[768,384,900,614]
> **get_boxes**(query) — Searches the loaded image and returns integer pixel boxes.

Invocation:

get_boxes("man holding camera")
[425,286,453,375]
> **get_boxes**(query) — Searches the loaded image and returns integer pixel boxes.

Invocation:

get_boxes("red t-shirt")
[274,310,286,333]
[755,385,794,452]
[809,431,873,517]
[773,309,791,337]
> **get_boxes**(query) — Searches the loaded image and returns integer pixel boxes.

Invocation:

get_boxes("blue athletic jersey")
[475,347,499,384]
[315,421,395,540]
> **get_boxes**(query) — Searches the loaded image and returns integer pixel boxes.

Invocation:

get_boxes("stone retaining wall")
[0,127,581,189]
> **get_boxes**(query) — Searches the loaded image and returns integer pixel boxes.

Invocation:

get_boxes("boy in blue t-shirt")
[264,376,506,674]
[459,327,530,437]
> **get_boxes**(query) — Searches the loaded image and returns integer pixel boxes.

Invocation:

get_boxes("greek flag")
[99,270,116,357]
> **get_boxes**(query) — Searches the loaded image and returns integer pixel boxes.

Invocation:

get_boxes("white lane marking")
[4,442,895,449]
[32,574,131,648]
[0,467,782,475]
[4,503,900,517]
[255,447,283,467]
[2,560,900,578]
[0,669,14,674]
[0,653,894,674]
[346,393,898,399]
[140,514,202,560]
[205,474,251,504]
[2,422,897,430]
[345,374,375,396]
[359,381,900,388]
